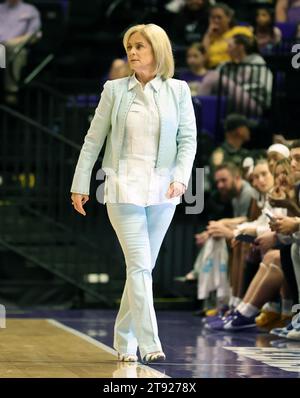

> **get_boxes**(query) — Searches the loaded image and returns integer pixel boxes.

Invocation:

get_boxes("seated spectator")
[253,8,282,54]
[203,144,291,323]
[264,140,300,340]
[0,0,41,105]
[178,43,208,95]
[184,162,255,282]
[205,158,295,331]
[100,58,130,90]
[198,34,273,115]
[269,158,296,203]
[202,2,253,69]
[267,143,291,175]
[276,0,300,24]
[209,114,254,179]
[108,58,130,80]
[170,0,210,46]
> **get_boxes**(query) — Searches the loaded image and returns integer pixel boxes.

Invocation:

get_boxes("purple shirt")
[0,1,41,42]
[179,70,206,83]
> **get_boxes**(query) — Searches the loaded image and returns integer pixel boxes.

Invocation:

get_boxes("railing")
[0,104,117,305]
[216,62,273,118]
[22,81,98,146]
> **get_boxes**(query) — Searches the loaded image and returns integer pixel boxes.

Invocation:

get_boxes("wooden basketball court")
[0,319,167,378]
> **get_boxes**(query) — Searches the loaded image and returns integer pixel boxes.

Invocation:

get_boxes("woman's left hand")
[166,181,186,199]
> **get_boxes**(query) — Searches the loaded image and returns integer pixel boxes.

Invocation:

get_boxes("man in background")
[0,0,41,105]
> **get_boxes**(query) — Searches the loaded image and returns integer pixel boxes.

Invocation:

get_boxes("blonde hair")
[122,23,174,79]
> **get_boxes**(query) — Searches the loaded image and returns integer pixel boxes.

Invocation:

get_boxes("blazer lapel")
[116,88,137,158]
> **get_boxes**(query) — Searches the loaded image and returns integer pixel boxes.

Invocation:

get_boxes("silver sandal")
[143,351,166,364]
[117,352,138,362]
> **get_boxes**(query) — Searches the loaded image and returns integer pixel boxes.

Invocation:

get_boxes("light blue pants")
[106,202,176,359]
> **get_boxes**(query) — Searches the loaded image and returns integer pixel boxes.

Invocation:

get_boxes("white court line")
[47,319,170,378]
[224,346,300,373]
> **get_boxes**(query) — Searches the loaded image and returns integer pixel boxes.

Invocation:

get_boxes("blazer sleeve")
[70,80,114,195]
[171,80,197,188]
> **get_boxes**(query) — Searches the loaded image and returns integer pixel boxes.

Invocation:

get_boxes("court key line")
[47,319,170,378]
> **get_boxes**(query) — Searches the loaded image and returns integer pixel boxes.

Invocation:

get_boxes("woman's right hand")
[71,193,89,216]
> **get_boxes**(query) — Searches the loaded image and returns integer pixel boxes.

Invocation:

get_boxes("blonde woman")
[70,24,197,363]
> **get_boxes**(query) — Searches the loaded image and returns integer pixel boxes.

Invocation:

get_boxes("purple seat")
[275,22,297,39]
[193,95,227,138]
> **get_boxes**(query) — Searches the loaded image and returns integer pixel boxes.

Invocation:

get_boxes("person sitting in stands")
[0,0,41,105]
[184,162,255,282]
[202,2,253,69]
[178,43,208,95]
[209,114,254,179]
[170,0,210,45]
[198,34,273,115]
[253,8,282,54]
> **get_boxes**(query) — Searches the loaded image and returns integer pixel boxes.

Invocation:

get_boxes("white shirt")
[103,73,181,207]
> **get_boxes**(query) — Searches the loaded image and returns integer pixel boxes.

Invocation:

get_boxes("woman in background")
[202,2,253,69]
[179,42,208,95]
[253,8,282,53]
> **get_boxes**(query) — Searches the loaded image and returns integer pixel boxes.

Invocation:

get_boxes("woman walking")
[70,23,197,363]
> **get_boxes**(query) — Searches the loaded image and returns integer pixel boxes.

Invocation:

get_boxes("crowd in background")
[104,0,300,341]
[1,0,300,341]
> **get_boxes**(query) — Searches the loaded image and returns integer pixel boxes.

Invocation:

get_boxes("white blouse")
[103,73,181,207]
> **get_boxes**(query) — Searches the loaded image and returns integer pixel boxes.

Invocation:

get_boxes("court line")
[47,319,170,378]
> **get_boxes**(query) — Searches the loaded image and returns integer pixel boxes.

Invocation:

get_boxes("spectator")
[205,159,294,331]
[276,0,300,24]
[267,143,291,175]
[198,34,273,115]
[202,2,253,69]
[253,8,282,54]
[184,162,254,282]
[170,0,211,45]
[108,58,130,80]
[204,144,290,324]
[178,43,208,95]
[100,58,130,90]
[0,0,41,105]
[209,114,253,178]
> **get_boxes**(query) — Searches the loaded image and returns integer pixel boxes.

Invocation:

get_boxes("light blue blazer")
[70,75,197,196]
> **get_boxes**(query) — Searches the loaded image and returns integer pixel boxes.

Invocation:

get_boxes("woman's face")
[227,38,239,59]
[126,32,156,74]
[256,9,271,27]
[252,163,274,193]
[209,8,231,33]
[274,164,293,190]
[186,47,205,69]
[267,151,285,174]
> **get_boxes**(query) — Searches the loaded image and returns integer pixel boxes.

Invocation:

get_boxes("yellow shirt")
[207,25,253,68]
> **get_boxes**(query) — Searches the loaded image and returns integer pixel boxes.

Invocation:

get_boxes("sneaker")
[255,310,281,329]
[286,328,300,341]
[203,306,232,324]
[205,308,219,317]
[205,311,235,331]
[223,310,257,331]
[270,321,295,338]
[286,315,300,340]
